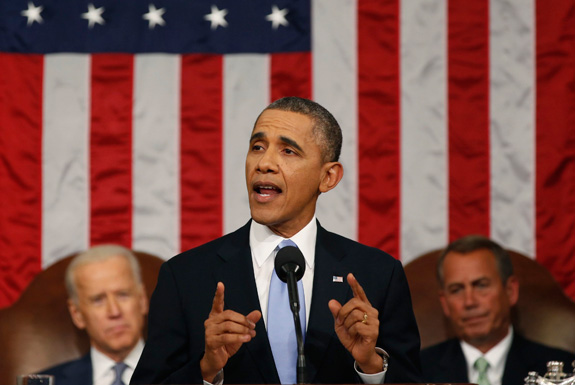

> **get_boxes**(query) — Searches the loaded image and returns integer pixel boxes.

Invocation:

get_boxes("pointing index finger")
[210,282,225,314]
[347,273,371,305]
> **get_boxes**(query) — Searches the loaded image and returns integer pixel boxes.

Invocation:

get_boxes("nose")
[256,147,279,173]
[106,294,122,317]
[463,287,478,308]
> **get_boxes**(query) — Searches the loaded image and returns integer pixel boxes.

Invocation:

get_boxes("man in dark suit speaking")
[131,97,421,384]
[420,235,575,385]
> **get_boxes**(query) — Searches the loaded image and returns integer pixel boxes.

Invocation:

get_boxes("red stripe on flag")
[270,52,312,101]
[0,54,43,308]
[180,54,223,251]
[535,0,575,299]
[89,54,134,247]
[357,0,401,259]
[447,1,490,241]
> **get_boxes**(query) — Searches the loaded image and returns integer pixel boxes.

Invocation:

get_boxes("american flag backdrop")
[1,0,574,309]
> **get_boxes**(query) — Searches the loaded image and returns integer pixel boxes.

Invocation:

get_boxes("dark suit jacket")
[132,220,421,384]
[421,333,575,385]
[42,354,92,385]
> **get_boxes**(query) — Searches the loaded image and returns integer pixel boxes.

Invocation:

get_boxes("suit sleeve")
[131,262,204,384]
[377,258,422,383]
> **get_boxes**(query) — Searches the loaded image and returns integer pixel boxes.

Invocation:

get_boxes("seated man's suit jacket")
[132,220,422,384]
[42,354,92,385]
[421,333,575,385]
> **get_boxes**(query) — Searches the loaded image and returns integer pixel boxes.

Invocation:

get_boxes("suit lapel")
[62,354,92,385]
[502,333,528,385]
[215,221,280,384]
[304,224,350,383]
[438,340,469,382]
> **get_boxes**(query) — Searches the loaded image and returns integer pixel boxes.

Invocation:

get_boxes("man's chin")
[463,330,491,345]
[105,340,137,354]
[249,208,279,227]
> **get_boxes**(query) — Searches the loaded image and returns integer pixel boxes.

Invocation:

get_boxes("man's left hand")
[328,273,384,374]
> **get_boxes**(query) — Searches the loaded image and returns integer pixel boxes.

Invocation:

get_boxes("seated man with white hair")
[42,245,149,385]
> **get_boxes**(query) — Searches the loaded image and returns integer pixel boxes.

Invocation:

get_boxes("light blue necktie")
[267,239,306,384]
[111,362,128,385]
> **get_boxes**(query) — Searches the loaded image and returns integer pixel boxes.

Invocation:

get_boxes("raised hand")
[328,273,383,374]
[200,282,262,382]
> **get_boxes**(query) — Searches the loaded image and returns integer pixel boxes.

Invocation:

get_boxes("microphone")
[274,246,306,384]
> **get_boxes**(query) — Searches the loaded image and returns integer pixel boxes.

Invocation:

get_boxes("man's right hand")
[200,282,262,383]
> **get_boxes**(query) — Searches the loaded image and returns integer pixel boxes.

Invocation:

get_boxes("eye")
[251,144,265,152]
[447,285,463,295]
[476,281,490,290]
[90,295,105,305]
[284,148,295,155]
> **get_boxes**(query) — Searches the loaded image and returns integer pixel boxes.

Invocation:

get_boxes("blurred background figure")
[42,245,149,385]
[420,235,575,385]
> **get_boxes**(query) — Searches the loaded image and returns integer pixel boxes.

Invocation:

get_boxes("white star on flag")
[21,2,44,26]
[82,3,105,29]
[143,4,166,29]
[266,5,289,29]
[204,5,228,30]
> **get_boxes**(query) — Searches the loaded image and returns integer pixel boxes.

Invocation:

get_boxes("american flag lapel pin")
[332,276,343,283]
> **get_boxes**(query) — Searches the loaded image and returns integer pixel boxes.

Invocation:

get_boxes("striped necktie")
[111,362,128,385]
[474,356,491,385]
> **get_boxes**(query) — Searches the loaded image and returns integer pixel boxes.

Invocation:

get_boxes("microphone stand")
[286,269,306,384]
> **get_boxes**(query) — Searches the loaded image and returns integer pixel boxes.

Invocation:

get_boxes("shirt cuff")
[203,369,224,385]
[354,347,389,384]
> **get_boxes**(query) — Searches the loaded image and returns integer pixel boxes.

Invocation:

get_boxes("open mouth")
[254,183,282,197]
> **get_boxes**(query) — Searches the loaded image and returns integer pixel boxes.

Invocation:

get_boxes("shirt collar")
[122,339,144,370]
[460,326,514,375]
[91,339,144,381]
[250,217,317,271]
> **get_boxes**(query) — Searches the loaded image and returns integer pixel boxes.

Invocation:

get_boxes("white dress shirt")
[91,339,144,385]
[460,326,514,385]
[250,216,316,327]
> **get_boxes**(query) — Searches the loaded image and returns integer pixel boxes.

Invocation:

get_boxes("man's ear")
[68,298,86,330]
[319,162,343,193]
[439,290,451,318]
[505,275,519,307]
[139,285,149,316]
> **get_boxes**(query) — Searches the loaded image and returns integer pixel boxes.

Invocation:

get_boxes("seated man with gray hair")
[420,235,574,385]
[42,245,149,385]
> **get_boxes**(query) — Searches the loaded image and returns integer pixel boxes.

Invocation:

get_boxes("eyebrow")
[445,276,491,289]
[249,132,304,153]
[249,132,265,143]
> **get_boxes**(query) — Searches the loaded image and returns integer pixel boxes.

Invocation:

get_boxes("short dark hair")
[260,96,343,163]
[437,235,514,286]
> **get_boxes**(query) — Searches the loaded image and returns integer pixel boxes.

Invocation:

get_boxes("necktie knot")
[474,357,491,385]
[112,362,128,385]
[277,238,297,250]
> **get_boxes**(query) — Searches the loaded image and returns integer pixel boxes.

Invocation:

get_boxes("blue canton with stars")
[0,0,311,54]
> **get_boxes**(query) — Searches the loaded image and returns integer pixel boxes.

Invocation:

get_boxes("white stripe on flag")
[400,0,448,263]
[42,54,90,267]
[223,54,270,234]
[489,0,535,258]
[133,54,181,260]
[313,0,358,241]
